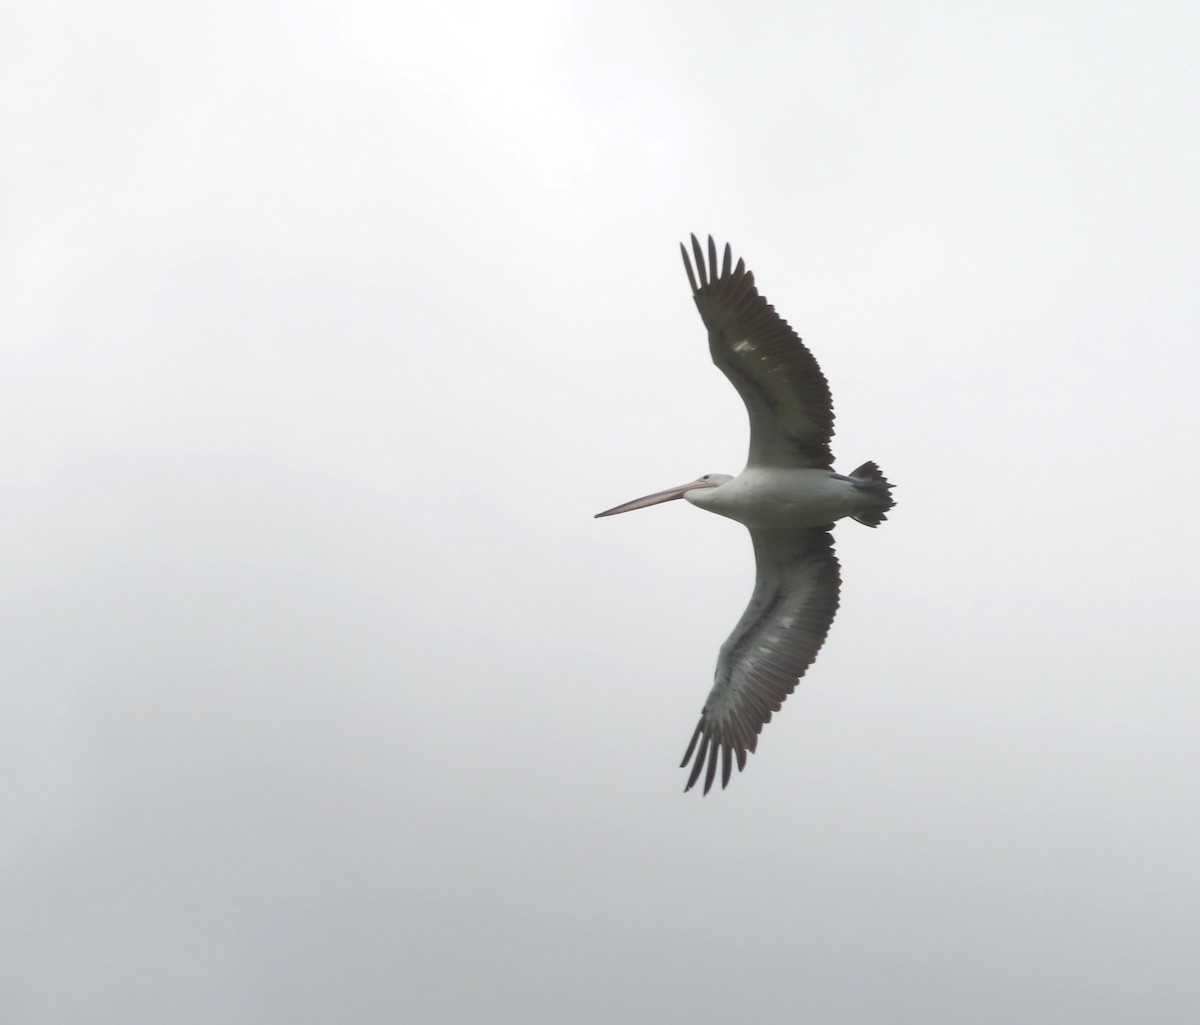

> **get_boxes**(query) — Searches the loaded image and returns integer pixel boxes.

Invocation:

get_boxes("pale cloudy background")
[4,1,1199,1021]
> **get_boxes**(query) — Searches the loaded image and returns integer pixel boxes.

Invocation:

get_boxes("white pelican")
[596,235,895,794]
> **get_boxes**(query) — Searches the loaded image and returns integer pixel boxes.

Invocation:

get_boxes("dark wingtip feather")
[680,722,703,768]
[685,732,710,792]
[683,235,749,297]
[703,738,719,795]
[690,235,707,288]
[680,242,699,294]
[681,720,754,794]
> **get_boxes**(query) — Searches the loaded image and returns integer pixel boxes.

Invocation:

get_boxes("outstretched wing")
[681,528,841,794]
[681,235,835,469]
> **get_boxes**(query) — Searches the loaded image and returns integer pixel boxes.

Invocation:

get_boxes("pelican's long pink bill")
[594,479,716,518]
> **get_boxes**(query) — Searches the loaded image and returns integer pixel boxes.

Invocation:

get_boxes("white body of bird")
[685,468,877,531]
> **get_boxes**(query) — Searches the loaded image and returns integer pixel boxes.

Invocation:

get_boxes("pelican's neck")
[683,478,732,512]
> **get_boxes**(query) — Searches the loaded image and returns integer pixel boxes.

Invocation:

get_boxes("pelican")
[596,235,895,794]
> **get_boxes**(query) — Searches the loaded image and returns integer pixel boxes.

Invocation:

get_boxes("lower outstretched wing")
[681,528,841,794]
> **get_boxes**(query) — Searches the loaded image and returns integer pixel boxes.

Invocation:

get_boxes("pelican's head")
[594,474,732,518]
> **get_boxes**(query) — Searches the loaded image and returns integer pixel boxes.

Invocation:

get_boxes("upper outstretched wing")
[681,527,841,794]
[681,235,835,469]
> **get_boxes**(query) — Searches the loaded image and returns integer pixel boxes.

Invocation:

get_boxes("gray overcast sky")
[4,1,1200,1021]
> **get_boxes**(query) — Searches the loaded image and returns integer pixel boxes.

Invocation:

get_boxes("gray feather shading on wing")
[680,235,835,469]
[681,528,841,794]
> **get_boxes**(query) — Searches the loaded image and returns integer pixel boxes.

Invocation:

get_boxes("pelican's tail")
[848,461,895,527]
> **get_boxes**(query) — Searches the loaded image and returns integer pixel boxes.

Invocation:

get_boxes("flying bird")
[596,235,895,794]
